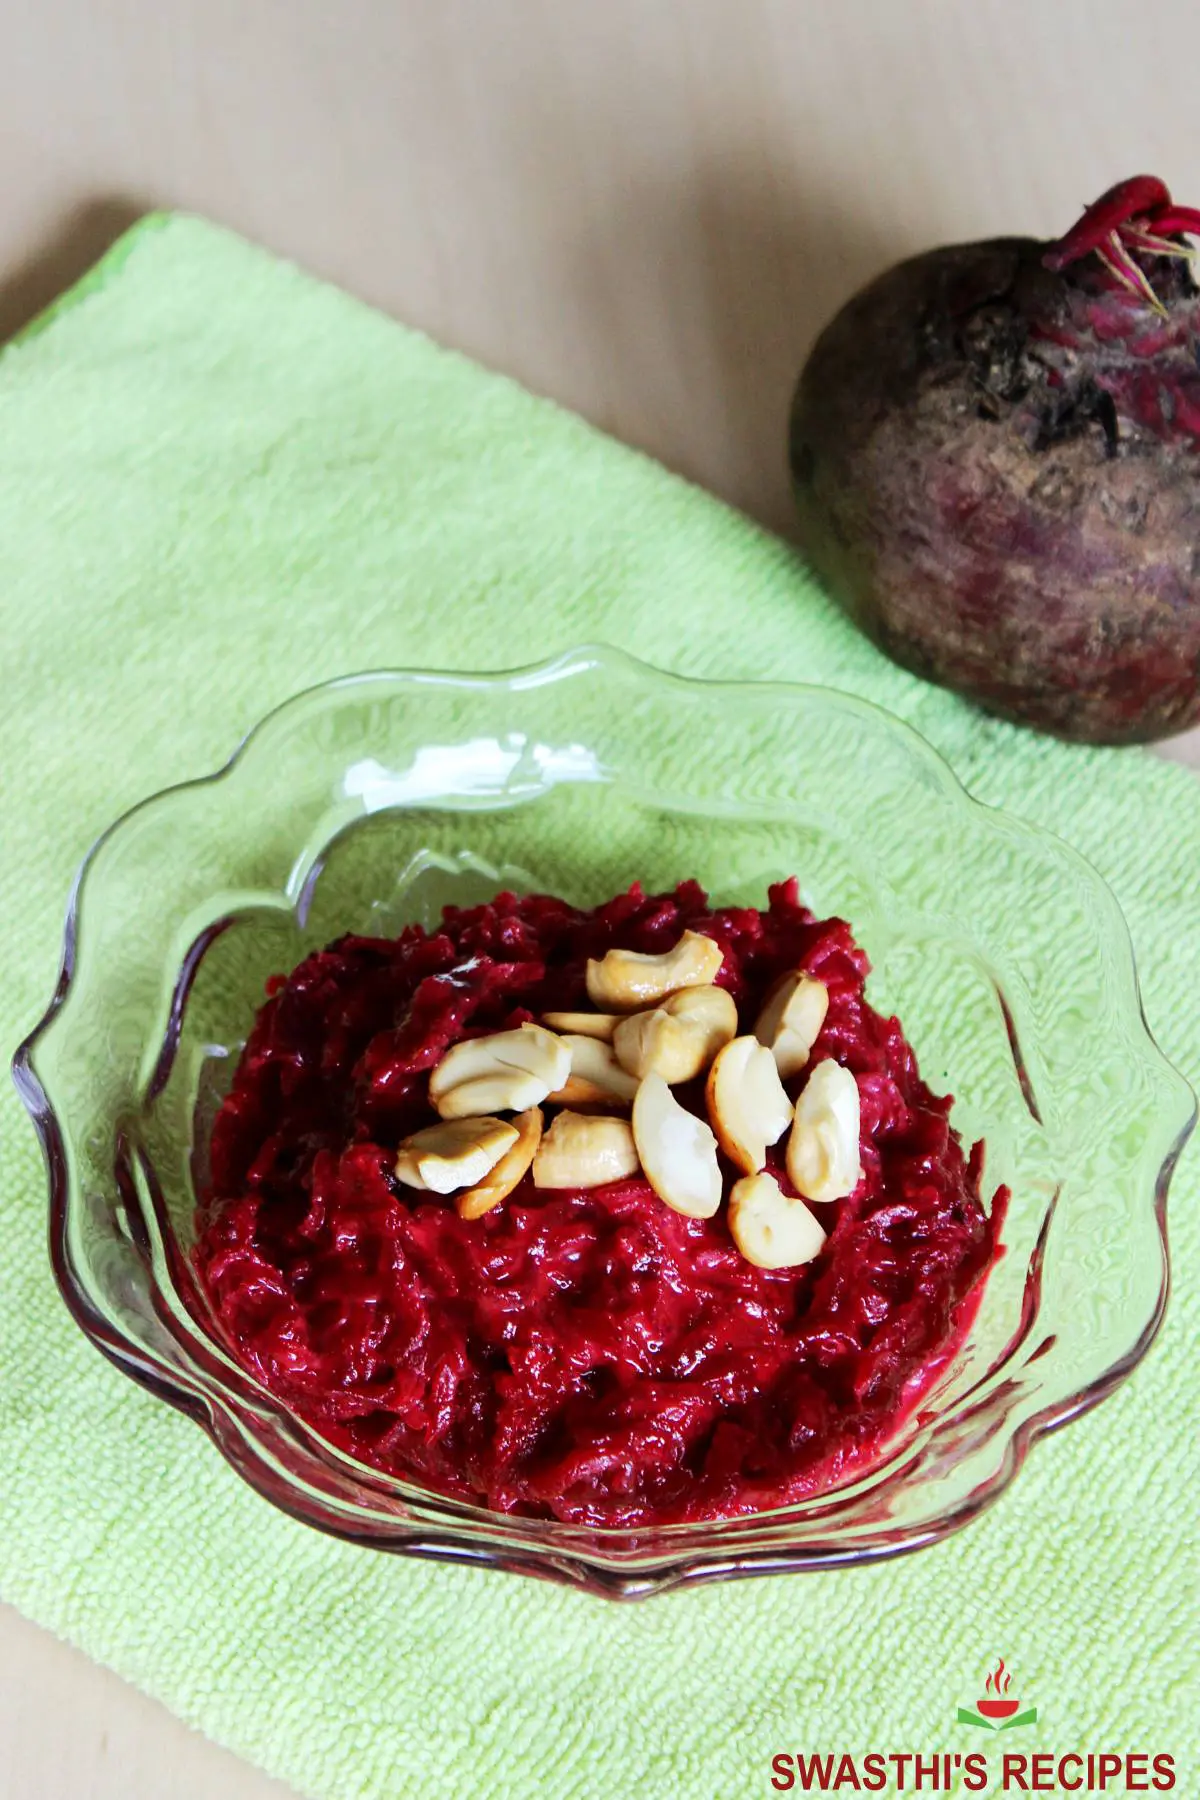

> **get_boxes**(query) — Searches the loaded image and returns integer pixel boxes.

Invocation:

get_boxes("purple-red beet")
[789,176,1200,742]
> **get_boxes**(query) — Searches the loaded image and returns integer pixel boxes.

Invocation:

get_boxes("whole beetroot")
[789,176,1200,742]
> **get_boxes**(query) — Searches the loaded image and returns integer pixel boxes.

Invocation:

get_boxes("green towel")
[3,214,1197,1800]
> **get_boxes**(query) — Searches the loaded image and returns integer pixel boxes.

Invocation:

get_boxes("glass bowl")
[13,647,1194,1598]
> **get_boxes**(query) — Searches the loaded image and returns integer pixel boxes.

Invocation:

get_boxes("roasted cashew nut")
[541,1010,619,1042]
[705,1035,794,1175]
[754,973,829,1079]
[457,1107,544,1219]
[631,1072,722,1219]
[548,1034,641,1105]
[786,1058,861,1203]
[531,1111,640,1189]
[613,984,737,1084]
[728,1171,826,1269]
[429,1023,570,1119]
[395,1116,519,1194]
[585,930,724,1011]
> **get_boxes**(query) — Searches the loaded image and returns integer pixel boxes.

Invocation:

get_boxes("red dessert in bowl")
[195,878,1004,1528]
[21,655,1185,1590]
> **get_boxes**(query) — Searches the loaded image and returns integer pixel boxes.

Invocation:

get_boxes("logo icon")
[957,1659,1038,1731]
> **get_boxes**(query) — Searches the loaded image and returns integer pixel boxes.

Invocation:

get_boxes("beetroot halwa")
[194,880,1003,1525]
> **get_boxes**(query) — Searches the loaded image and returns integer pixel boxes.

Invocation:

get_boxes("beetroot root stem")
[1043,174,1200,305]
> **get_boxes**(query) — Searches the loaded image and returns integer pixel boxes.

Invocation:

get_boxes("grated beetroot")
[194,880,1004,1526]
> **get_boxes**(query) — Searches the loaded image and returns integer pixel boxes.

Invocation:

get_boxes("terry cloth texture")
[2,214,1197,1799]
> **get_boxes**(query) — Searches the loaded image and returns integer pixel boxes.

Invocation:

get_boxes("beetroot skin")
[790,175,1200,743]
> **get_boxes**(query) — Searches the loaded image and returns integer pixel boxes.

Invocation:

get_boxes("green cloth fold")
[2,214,1197,1799]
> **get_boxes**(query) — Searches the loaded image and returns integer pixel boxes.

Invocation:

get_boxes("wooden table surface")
[4,2,1198,1794]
